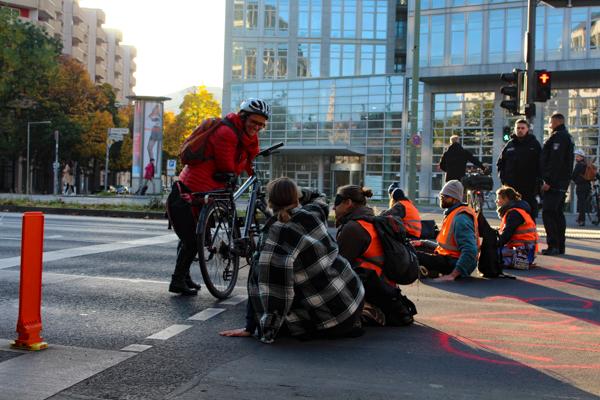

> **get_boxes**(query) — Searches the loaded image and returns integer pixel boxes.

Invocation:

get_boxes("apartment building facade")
[3,0,136,103]
[223,0,600,201]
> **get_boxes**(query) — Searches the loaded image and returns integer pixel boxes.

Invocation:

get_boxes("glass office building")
[223,0,600,202]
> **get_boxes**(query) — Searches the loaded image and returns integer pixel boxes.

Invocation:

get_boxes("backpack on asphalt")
[179,117,241,165]
[582,160,598,181]
[355,215,419,285]
[476,211,515,279]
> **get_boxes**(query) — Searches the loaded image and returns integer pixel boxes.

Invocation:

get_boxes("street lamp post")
[26,121,51,195]
[53,130,60,195]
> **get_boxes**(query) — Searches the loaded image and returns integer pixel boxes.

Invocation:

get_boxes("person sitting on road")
[414,180,479,282]
[496,186,538,269]
[222,177,365,343]
[334,185,416,327]
[381,182,422,239]
[166,99,270,296]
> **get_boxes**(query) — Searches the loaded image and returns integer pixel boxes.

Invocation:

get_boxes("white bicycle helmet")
[239,98,271,119]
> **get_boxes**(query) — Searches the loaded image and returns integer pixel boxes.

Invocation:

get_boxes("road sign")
[167,159,177,177]
[411,133,422,147]
[108,128,128,142]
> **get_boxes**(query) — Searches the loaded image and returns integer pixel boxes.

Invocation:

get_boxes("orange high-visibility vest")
[435,205,479,259]
[355,220,385,277]
[499,207,539,252]
[398,199,422,238]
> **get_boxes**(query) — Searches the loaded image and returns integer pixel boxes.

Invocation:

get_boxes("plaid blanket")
[248,201,364,343]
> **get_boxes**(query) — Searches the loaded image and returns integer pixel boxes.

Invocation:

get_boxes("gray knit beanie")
[440,180,464,201]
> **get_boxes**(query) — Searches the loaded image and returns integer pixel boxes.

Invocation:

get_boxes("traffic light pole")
[408,0,421,201]
[524,0,537,122]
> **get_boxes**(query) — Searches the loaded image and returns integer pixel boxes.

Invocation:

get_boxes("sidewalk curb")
[0,205,166,220]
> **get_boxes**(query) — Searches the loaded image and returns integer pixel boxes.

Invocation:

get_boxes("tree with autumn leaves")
[0,9,128,192]
[162,86,221,173]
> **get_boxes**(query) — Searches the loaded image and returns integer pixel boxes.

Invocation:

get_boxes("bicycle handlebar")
[257,142,284,158]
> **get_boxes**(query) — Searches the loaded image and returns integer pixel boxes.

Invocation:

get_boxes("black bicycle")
[190,142,284,299]
[585,177,600,226]
[462,168,494,213]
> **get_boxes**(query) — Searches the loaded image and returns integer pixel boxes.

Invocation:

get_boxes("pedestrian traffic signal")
[534,70,552,102]
[500,69,524,116]
[502,126,512,142]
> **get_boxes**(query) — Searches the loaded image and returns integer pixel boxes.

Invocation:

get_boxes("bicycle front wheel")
[197,202,239,299]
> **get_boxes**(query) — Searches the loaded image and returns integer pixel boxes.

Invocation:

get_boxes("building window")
[246,1,258,30]
[331,0,357,38]
[233,0,244,30]
[505,8,523,62]
[362,0,388,40]
[570,8,587,57]
[546,7,564,60]
[330,44,355,76]
[277,44,288,78]
[263,44,287,79]
[360,45,386,75]
[264,0,289,34]
[232,42,243,79]
[592,9,600,54]
[245,47,257,79]
[297,43,320,77]
[488,10,504,63]
[450,13,465,65]
[298,0,322,37]
[466,11,482,64]
[430,15,445,66]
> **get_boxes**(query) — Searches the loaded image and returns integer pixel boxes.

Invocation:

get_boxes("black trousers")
[521,192,539,221]
[576,188,591,223]
[166,182,199,279]
[416,251,457,275]
[542,190,566,251]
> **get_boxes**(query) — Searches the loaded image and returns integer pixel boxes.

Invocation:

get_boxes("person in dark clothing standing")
[497,119,542,219]
[540,113,574,256]
[572,149,591,226]
[439,135,487,182]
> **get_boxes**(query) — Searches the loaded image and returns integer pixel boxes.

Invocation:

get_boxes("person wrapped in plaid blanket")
[221,177,365,343]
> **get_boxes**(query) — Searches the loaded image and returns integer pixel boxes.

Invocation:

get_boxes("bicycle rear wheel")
[197,202,239,299]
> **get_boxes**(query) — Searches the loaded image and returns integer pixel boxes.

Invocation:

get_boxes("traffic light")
[500,69,524,116]
[502,126,512,142]
[534,70,551,102]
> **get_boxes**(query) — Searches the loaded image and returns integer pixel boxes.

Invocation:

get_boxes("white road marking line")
[0,236,20,241]
[188,308,226,321]
[0,233,178,270]
[120,344,153,353]
[146,324,192,340]
[46,235,63,239]
[219,295,248,306]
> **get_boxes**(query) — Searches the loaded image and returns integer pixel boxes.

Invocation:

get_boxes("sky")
[79,0,226,96]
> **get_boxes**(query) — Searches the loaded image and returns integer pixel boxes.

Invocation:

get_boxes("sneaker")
[419,265,440,279]
[361,303,386,326]
[541,248,560,256]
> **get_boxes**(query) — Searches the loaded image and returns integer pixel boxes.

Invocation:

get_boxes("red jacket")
[144,162,155,180]
[178,113,259,192]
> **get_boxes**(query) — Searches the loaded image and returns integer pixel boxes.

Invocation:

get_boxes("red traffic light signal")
[534,70,551,102]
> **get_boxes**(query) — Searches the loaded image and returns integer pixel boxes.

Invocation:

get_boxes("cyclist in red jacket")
[166,99,271,295]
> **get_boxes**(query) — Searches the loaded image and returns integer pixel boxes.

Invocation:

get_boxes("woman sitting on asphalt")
[381,183,422,239]
[334,185,416,327]
[496,186,538,269]
[221,177,364,343]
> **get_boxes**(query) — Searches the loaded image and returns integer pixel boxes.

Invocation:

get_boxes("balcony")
[72,46,87,64]
[72,2,84,23]
[96,9,106,26]
[71,23,87,44]
[95,28,106,44]
[115,46,123,60]
[96,43,107,61]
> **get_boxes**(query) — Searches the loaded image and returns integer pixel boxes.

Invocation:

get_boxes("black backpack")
[477,212,515,279]
[354,215,419,285]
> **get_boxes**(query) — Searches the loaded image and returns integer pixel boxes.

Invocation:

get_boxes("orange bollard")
[11,212,48,351]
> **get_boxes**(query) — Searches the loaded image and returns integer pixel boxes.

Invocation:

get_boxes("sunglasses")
[334,194,346,206]
[247,119,266,129]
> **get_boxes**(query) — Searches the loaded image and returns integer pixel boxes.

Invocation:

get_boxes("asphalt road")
[0,212,599,400]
